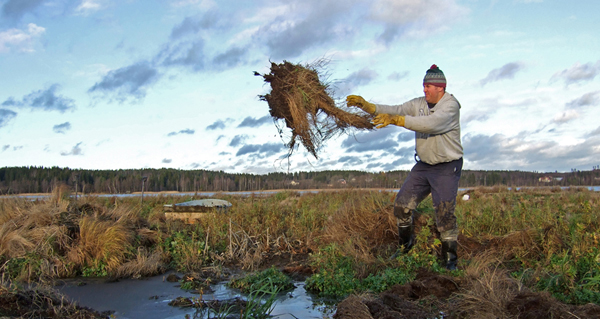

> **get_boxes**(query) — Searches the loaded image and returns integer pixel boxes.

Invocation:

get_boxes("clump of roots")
[258,60,374,159]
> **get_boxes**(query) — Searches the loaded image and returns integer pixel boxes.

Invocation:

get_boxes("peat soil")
[332,229,600,319]
[0,284,112,319]
[333,267,600,319]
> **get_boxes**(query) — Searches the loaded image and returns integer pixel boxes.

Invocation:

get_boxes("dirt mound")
[335,269,459,319]
[334,268,600,319]
[335,295,374,319]
[0,284,111,319]
[507,291,600,319]
[257,60,374,158]
[388,268,460,300]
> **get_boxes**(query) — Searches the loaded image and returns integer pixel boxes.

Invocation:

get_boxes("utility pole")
[141,176,148,205]
[74,173,79,202]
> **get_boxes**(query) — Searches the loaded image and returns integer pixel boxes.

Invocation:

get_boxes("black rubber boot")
[441,241,458,270]
[398,224,414,253]
[390,224,414,259]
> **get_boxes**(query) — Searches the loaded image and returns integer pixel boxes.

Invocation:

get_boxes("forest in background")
[1,166,600,195]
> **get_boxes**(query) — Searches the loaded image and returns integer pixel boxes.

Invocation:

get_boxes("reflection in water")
[57,272,334,319]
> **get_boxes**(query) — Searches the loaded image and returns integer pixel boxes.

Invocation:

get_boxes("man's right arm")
[375,97,421,116]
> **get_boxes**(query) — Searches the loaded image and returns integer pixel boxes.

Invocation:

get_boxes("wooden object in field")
[163,199,231,224]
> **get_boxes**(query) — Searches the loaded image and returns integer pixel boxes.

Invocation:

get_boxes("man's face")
[423,84,445,104]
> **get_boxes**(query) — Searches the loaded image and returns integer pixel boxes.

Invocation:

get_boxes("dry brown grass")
[0,191,71,263]
[454,252,524,319]
[322,192,396,258]
[113,247,166,278]
[0,223,35,259]
[67,215,133,272]
[218,218,266,271]
[1,189,165,281]
[258,60,374,158]
[104,204,145,226]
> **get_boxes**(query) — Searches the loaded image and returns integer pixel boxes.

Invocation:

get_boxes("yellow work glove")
[346,95,376,115]
[372,114,405,129]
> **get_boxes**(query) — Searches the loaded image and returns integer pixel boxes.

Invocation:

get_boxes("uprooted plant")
[257,60,374,159]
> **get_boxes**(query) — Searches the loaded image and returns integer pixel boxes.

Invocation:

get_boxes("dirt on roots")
[257,60,374,159]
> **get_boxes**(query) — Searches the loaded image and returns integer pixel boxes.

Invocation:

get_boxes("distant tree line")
[0,166,599,195]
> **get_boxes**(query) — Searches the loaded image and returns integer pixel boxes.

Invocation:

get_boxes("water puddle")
[56,272,334,319]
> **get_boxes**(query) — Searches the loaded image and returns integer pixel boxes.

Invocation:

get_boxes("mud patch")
[0,284,111,319]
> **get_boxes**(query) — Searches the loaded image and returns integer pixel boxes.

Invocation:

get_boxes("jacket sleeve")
[404,99,460,135]
[374,97,421,117]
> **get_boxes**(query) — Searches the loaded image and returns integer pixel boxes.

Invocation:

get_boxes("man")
[346,64,463,270]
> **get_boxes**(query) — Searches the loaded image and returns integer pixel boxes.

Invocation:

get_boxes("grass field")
[1,185,599,318]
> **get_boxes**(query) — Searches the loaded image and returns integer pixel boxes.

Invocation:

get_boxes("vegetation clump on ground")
[1,185,600,318]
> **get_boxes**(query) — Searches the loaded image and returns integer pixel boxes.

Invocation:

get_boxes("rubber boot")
[398,224,414,253]
[441,240,458,270]
[390,224,414,259]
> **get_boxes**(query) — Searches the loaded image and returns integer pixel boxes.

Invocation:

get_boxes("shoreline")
[0,188,393,198]
[3,185,599,198]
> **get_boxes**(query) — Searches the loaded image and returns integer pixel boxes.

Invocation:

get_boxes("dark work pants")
[394,158,462,241]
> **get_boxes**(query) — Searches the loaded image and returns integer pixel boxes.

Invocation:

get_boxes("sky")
[1,0,599,175]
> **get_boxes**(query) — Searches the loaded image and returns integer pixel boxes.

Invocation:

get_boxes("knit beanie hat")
[423,64,446,88]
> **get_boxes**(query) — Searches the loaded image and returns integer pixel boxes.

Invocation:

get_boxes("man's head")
[423,64,446,104]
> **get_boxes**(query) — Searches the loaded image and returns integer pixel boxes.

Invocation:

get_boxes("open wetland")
[2,186,600,318]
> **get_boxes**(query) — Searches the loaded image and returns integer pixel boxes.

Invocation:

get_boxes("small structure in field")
[257,60,374,159]
[164,199,232,224]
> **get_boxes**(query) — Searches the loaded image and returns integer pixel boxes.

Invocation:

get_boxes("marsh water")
[11,186,600,200]
[56,272,334,319]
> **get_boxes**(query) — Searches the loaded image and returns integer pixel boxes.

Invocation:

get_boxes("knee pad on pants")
[393,205,413,226]
[440,228,459,242]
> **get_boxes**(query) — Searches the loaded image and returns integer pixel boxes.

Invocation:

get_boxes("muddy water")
[56,272,334,319]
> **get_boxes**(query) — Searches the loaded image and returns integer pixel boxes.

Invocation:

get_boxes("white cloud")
[75,0,104,15]
[369,0,469,42]
[170,0,216,9]
[244,4,290,24]
[551,61,600,85]
[552,110,579,124]
[60,142,84,156]
[0,23,45,53]
[566,91,600,108]
[480,62,525,86]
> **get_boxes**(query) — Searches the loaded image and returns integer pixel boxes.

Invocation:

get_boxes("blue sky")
[1,0,599,174]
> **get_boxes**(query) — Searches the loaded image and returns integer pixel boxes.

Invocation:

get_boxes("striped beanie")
[423,64,446,88]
